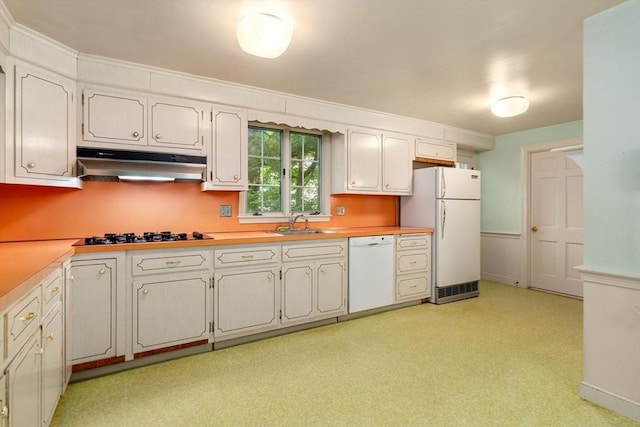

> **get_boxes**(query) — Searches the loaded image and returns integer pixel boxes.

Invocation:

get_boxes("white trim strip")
[580,382,640,423]
[576,266,640,291]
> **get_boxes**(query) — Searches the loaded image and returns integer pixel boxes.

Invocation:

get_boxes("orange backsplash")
[0,182,398,242]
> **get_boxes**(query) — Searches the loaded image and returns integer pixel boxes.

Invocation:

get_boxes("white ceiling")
[3,0,625,137]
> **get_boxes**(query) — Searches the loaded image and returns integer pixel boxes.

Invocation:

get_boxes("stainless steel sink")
[270,229,334,236]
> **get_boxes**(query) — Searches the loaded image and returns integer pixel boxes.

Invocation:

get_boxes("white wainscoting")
[578,267,640,423]
[481,232,522,286]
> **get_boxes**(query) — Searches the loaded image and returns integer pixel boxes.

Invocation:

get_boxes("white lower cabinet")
[7,332,41,427]
[1,266,66,427]
[132,272,211,354]
[281,240,347,327]
[42,306,63,426]
[129,248,213,356]
[70,252,125,366]
[214,266,280,339]
[395,234,431,302]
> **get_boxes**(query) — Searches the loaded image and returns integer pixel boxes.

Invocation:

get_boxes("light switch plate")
[336,205,345,216]
[219,205,232,217]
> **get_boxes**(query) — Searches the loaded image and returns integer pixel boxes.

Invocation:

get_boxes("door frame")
[519,137,583,289]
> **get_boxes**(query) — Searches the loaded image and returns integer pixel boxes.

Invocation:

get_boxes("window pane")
[303,187,319,212]
[248,127,282,213]
[290,131,321,213]
[290,134,303,160]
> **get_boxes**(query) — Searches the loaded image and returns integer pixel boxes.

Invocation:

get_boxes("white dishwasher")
[348,235,395,313]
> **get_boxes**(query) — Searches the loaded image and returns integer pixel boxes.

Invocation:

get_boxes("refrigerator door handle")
[441,201,446,239]
[441,170,446,198]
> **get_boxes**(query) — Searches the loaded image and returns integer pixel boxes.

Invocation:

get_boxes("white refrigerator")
[400,167,481,304]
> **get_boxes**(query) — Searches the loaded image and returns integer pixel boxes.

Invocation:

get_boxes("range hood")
[77,148,207,182]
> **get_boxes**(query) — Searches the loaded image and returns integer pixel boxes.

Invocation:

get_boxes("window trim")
[238,123,332,224]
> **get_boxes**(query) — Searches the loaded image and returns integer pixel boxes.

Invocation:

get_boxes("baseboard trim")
[481,272,520,286]
[580,382,640,423]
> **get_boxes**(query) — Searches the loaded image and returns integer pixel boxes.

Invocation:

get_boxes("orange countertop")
[0,239,77,309]
[0,227,432,308]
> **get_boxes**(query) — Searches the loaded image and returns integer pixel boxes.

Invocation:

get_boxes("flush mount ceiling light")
[237,13,294,59]
[491,96,530,117]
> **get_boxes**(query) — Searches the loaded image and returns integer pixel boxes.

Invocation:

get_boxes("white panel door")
[435,199,480,287]
[347,128,381,191]
[530,151,583,297]
[382,133,411,194]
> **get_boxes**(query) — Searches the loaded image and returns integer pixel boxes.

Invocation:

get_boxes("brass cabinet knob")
[531,226,538,233]
[132,131,140,138]
[27,162,36,168]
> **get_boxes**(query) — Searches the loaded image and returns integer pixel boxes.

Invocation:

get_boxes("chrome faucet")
[289,212,306,230]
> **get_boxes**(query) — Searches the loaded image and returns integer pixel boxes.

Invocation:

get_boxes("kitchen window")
[239,124,331,223]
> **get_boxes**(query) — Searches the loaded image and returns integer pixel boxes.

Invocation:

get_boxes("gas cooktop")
[77,231,208,246]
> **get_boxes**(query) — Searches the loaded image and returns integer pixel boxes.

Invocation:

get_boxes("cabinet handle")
[306,270,311,275]
[27,162,36,168]
[1,406,7,418]
[132,131,140,138]
[69,275,75,281]
[98,268,105,275]
[35,348,44,356]
[385,183,389,188]
[409,242,417,246]
[241,255,254,260]
[351,181,356,185]
[165,260,181,266]
[410,285,417,289]
[143,289,149,295]
[155,133,162,139]
[267,274,273,280]
[20,312,35,322]
[233,175,239,180]
[49,286,60,294]
[410,261,417,265]
[46,333,55,341]
[320,268,325,273]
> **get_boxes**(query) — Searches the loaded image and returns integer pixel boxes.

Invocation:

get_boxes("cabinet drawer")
[214,245,280,268]
[282,240,347,262]
[5,288,41,359]
[42,268,63,316]
[397,275,429,299]
[131,249,211,276]
[397,252,430,274]
[396,234,430,251]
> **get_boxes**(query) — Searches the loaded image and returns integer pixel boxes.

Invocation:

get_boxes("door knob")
[531,226,538,233]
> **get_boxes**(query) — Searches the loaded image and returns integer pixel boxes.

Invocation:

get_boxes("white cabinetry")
[281,240,347,326]
[395,234,431,302]
[202,106,248,191]
[129,248,213,355]
[213,245,280,340]
[69,252,125,367]
[11,63,78,188]
[331,128,412,195]
[415,137,456,164]
[2,266,66,427]
[82,88,208,155]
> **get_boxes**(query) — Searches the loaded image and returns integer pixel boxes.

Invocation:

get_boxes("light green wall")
[584,0,640,276]
[477,121,583,234]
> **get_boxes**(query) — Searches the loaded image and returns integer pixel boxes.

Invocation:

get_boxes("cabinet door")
[70,259,118,363]
[382,134,412,194]
[347,128,381,191]
[415,138,456,162]
[281,264,314,326]
[83,89,146,146]
[15,65,75,179]
[42,306,63,426]
[316,261,346,316]
[7,332,41,427]
[149,99,206,153]
[133,272,211,354]
[205,108,248,190]
[214,267,279,339]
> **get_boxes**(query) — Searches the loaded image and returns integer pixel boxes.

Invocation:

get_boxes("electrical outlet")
[219,205,232,217]
[336,205,345,216]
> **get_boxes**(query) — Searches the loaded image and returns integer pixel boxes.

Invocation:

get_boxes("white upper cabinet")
[382,133,412,194]
[81,88,207,155]
[13,64,77,186]
[331,127,412,195]
[202,106,248,191]
[83,90,146,147]
[148,98,206,152]
[415,137,457,164]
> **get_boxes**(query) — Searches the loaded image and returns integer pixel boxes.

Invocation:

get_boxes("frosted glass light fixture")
[491,96,530,117]
[237,13,293,59]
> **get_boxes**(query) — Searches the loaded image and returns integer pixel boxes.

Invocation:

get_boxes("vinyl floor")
[51,281,639,426]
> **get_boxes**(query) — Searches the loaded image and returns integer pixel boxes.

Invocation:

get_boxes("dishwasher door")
[348,235,395,313]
